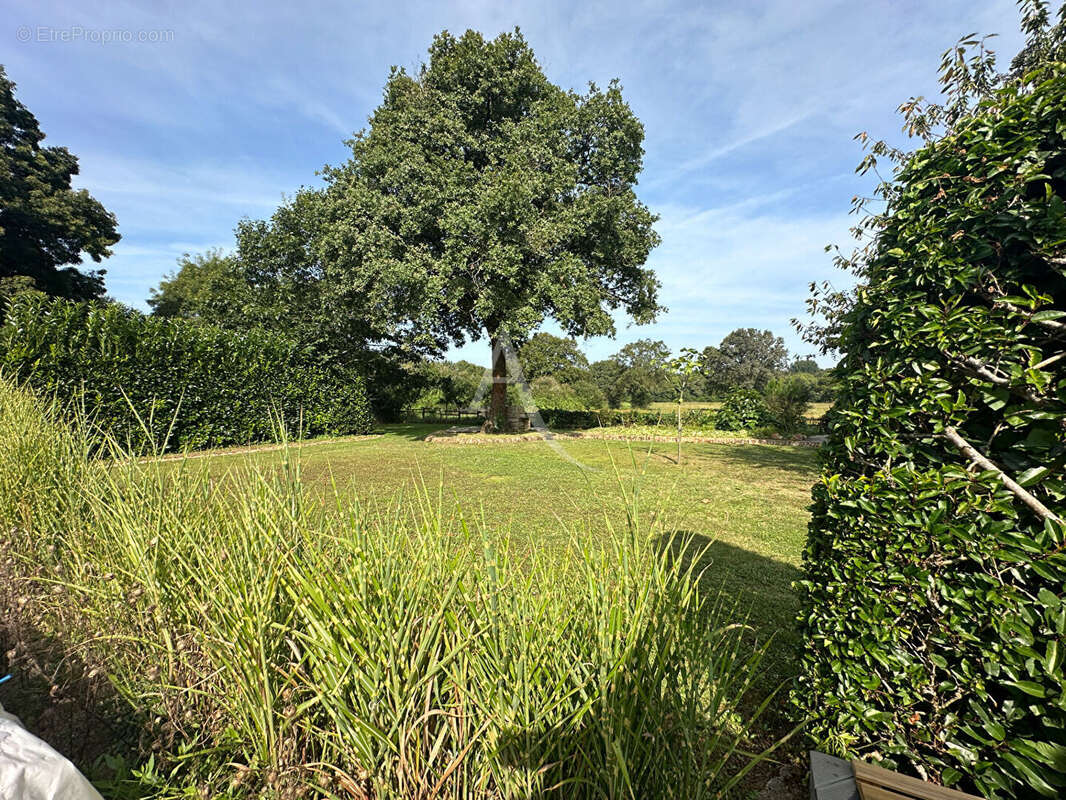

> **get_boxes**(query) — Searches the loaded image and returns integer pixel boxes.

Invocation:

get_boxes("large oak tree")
[0,66,119,300]
[315,29,661,425]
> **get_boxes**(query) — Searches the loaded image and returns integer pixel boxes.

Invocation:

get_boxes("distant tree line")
[410,329,836,412]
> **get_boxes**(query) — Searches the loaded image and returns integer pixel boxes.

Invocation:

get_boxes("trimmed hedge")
[0,294,373,451]
[538,407,718,430]
[794,68,1066,797]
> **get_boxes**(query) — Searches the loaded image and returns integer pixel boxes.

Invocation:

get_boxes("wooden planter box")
[810,751,980,800]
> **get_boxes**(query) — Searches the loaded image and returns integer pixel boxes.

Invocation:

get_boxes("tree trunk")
[489,331,508,430]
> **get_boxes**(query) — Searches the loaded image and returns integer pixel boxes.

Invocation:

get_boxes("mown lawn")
[176,423,819,694]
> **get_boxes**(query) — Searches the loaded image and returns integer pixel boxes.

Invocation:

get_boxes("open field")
[162,423,818,687]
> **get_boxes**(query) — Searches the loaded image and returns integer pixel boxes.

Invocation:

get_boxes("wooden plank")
[810,751,860,800]
[857,783,918,800]
[853,760,980,800]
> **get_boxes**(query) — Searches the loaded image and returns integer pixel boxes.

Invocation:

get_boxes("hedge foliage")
[713,388,771,431]
[0,294,373,451]
[764,377,813,434]
[795,67,1066,798]
[537,406,718,430]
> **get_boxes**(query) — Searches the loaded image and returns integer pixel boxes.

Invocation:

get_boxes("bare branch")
[943,426,1060,522]
[949,354,1051,406]
[997,300,1066,335]
[960,356,1010,386]
[1032,351,1066,371]
[977,289,1066,335]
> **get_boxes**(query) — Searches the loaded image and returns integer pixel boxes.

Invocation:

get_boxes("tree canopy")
[0,66,119,300]
[715,328,788,390]
[613,338,670,371]
[148,249,247,322]
[150,193,425,420]
[517,333,590,382]
[313,29,661,424]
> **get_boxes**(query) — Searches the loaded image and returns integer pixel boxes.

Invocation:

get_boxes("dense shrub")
[538,407,718,430]
[713,389,771,431]
[785,369,838,402]
[0,294,372,451]
[763,376,812,434]
[529,376,586,410]
[795,67,1066,798]
[569,378,608,410]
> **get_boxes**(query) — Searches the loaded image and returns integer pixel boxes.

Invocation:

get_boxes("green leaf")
[1009,680,1046,698]
[1018,466,1051,487]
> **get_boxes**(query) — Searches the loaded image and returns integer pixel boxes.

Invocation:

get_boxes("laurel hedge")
[0,294,373,451]
[537,406,717,430]
[794,67,1066,798]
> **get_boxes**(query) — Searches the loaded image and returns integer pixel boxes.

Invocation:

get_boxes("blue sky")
[3,0,1025,366]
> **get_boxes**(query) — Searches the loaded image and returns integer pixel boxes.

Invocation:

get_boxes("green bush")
[749,425,780,439]
[713,389,771,431]
[785,369,838,403]
[763,376,812,434]
[0,294,372,451]
[537,406,718,430]
[529,376,584,411]
[795,67,1066,798]
[570,378,608,411]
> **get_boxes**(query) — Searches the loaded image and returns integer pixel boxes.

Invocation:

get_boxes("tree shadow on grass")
[688,443,821,479]
[658,532,804,717]
[376,422,452,441]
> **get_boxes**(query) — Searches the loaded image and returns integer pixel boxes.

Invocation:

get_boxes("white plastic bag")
[0,702,103,800]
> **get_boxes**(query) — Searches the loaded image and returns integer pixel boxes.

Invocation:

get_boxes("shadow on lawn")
[659,532,805,709]
[687,442,821,478]
[376,422,452,441]
[660,533,803,633]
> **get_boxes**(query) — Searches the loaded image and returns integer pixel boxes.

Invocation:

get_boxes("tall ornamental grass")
[0,377,783,798]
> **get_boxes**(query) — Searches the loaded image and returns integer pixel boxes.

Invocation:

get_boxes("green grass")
[178,422,817,689]
[1,384,813,799]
